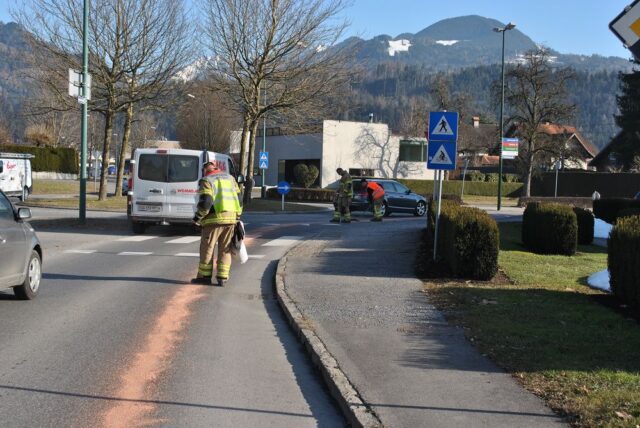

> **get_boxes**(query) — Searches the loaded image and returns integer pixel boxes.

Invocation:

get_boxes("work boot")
[370,217,382,222]
[216,277,226,287]
[191,277,211,285]
[342,219,351,224]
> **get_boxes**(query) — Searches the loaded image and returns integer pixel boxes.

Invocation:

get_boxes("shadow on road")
[43,272,189,286]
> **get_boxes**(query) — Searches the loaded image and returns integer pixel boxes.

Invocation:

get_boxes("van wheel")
[14,250,42,300]
[132,221,147,234]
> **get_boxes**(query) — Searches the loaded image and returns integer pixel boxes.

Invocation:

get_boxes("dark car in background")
[0,190,42,299]
[351,178,427,217]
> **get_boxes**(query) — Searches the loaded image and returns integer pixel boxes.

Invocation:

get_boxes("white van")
[0,153,33,201]
[127,148,242,234]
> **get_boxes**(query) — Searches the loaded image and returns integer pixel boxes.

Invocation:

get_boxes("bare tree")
[504,48,576,196]
[113,0,194,196]
[130,112,160,150]
[176,86,237,152]
[202,0,353,202]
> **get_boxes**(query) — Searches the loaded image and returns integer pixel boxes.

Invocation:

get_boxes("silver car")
[0,191,42,299]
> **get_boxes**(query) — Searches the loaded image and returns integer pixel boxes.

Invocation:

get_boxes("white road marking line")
[118,251,153,256]
[165,236,201,244]
[64,249,97,254]
[248,254,265,259]
[175,252,200,257]
[119,236,157,242]
[322,224,340,226]
[299,223,311,227]
[323,248,367,253]
[261,236,303,247]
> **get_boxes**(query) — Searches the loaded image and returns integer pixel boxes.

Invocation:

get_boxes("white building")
[232,120,435,188]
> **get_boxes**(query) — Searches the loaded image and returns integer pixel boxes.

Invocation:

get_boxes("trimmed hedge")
[398,179,522,197]
[608,215,640,315]
[573,207,594,245]
[1,144,79,174]
[522,202,577,255]
[593,198,640,224]
[427,197,499,280]
[427,197,461,231]
[266,187,334,202]
[518,196,593,209]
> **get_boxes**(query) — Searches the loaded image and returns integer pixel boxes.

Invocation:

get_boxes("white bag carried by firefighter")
[231,221,249,264]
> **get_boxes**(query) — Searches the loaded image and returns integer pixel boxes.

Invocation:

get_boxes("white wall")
[252,133,322,186]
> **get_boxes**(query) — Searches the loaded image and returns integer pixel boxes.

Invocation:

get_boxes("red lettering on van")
[177,189,198,193]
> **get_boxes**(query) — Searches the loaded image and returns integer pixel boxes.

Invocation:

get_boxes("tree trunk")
[523,154,534,197]
[243,120,259,205]
[239,115,250,177]
[115,103,133,197]
[99,109,114,201]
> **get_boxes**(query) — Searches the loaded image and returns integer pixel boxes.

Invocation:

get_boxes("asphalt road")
[0,208,348,427]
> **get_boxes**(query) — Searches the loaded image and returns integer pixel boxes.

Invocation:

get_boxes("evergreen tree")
[615,60,640,169]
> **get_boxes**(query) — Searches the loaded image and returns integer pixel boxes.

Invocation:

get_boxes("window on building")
[399,140,426,162]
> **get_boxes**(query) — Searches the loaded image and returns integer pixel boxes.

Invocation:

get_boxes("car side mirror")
[405,189,411,194]
[236,174,245,184]
[17,207,32,220]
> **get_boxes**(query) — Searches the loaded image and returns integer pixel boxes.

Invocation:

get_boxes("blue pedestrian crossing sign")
[429,111,459,142]
[427,141,457,170]
[259,151,269,169]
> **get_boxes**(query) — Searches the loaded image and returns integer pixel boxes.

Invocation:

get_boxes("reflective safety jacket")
[337,172,353,198]
[366,181,385,201]
[194,173,242,226]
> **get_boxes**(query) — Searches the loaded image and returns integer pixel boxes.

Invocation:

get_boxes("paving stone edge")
[275,247,383,428]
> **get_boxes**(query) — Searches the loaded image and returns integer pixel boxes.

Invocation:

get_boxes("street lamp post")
[187,93,208,150]
[494,22,516,211]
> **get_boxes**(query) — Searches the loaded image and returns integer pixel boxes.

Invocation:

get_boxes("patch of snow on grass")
[594,219,612,239]
[388,39,411,56]
[436,40,459,46]
[587,269,610,292]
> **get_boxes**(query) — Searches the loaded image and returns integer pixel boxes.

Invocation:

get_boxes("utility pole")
[79,0,89,222]
[261,84,267,198]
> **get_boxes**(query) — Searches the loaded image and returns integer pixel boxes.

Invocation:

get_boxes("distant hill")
[339,15,633,73]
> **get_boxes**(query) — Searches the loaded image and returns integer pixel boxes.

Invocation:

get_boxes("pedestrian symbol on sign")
[431,115,455,136]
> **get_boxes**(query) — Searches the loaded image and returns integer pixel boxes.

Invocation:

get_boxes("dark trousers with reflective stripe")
[198,223,235,280]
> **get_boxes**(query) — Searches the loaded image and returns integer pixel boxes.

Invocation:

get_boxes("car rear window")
[379,181,397,192]
[138,154,199,183]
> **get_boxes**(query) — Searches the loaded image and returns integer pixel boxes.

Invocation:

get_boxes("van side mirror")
[236,174,245,184]
[17,207,32,220]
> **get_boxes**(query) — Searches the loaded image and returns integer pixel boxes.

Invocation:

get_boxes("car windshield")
[138,154,199,183]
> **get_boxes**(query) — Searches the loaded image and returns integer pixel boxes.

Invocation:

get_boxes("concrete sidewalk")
[277,217,565,427]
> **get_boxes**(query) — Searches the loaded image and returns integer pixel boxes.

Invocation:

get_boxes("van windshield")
[138,154,199,183]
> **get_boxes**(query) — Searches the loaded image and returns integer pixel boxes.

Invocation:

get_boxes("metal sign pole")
[281,193,284,211]
[461,158,469,200]
[78,0,89,222]
[433,170,443,261]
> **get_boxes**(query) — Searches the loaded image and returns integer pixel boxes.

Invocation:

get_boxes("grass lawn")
[32,179,80,195]
[25,196,127,211]
[424,222,640,427]
[462,195,519,207]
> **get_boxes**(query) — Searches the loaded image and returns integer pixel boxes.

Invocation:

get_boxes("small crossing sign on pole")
[259,151,269,169]
[427,141,457,170]
[429,111,459,142]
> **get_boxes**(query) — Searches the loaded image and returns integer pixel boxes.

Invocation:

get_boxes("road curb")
[275,249,383,428]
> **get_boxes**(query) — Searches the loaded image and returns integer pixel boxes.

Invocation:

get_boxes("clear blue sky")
[0,0,633,58]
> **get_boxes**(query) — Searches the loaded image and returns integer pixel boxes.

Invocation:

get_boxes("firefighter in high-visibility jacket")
[191,162,242,286]
[331,168,353,223]
[361,178,385,222]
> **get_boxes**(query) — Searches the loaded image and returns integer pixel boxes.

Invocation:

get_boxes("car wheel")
[14,250,42,300]
[415,201,427,217]
[132,221,147,234]
[382,201,391,217]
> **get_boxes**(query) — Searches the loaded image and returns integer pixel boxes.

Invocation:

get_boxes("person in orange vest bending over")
[191,162,242,287]
[361,178,385,222]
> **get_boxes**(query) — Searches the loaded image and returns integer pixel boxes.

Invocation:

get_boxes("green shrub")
[484,173,499,182]
[522,202,577,255]
[292,163,319,188]
[466,170,485,182]
[427,197,461,231]
[593,198,640,224]
[266,186,334,202]
[398,179,522,197]
[0,144,78,173]
[573,207,594,245]
[616,207,640,222]
[608,215,640,315]
[428,200,498,280]
[503,173,520,183]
